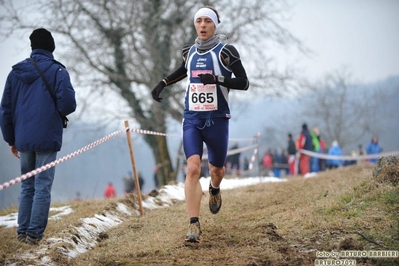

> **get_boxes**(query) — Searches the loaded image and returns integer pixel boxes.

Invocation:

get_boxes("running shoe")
[209,185,222,214]
[185,222,201,243]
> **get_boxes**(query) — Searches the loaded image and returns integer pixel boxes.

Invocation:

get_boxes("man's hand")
[151,81,166,102]
[198,74,216,85]
[10,145,19,159]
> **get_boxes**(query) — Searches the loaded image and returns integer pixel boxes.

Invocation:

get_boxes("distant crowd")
[222,123,384,178]
[260,123,383,177]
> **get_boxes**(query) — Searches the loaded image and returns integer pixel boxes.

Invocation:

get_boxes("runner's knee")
[209,165,225,177]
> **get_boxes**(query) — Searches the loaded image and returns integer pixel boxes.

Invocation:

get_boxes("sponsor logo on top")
[192,70,213,77]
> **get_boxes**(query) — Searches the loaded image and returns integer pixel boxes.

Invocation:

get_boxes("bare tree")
[0,0,304,185]
[299,69,381,150]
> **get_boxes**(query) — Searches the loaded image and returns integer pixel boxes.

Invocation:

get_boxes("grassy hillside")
[1,163,398,265]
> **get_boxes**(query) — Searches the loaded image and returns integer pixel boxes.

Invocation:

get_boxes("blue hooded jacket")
[327,142,343,167]
[366,141,382,163]
[0,49,76,152]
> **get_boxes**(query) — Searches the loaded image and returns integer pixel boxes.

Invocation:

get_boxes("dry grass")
[1,164,398,265]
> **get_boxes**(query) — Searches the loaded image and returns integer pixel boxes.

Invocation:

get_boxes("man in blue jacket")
[366,136,382,164]
[0,28,76,245]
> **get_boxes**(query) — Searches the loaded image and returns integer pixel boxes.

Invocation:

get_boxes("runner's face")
[195,16,216,41]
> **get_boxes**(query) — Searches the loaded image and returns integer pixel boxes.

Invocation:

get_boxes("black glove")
[151,81,166,102]
[198,74,216,85]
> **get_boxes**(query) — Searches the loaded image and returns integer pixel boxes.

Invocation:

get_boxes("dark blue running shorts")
[183,117,229,168]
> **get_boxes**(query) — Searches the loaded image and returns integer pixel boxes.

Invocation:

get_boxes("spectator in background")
[242,156,250,177]
[297,123,313,175]
[344,151,357,166]
[272,149,281,177]
[318,134,326,172]
[275,149,288,177]
[153,164,161,189]
[326,140,343,169]
[181,158,187,181]
[357,144,366,165]
[75,192,82,202]
[226,143,241,176]
[104,182,116,198]
[310,127,321,173]
[287,133,297,176]
[366,136,382,164]
[262,150,273,176]
[123,171,134,194]
[136,172,145,192]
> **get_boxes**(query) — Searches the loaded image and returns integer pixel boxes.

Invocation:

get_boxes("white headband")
[194,8,219,28]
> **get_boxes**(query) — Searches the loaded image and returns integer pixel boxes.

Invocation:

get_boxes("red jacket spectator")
[104,183,116,198]
[262,151,273,175]
[297,123,312,175]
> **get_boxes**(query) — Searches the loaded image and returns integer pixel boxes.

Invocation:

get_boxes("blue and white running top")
[184,42,232,119]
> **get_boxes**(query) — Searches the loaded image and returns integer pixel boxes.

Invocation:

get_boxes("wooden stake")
[124,120,144,216]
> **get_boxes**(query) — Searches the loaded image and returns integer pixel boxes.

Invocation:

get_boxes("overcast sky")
[275,0,399,83]
[0,0,398,90]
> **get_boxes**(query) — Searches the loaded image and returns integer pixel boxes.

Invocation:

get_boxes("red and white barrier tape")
[128,128,180,138]
[229,137,258,142]
[0,129,125,191]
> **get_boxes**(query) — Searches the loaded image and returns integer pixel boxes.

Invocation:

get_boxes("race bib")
[188,83,218,111]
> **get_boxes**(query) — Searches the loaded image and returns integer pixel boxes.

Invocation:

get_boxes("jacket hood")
[11,49,55,84]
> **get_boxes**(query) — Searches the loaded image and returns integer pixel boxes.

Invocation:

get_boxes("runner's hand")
[151,81,166,102]
[198,74,216,85]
